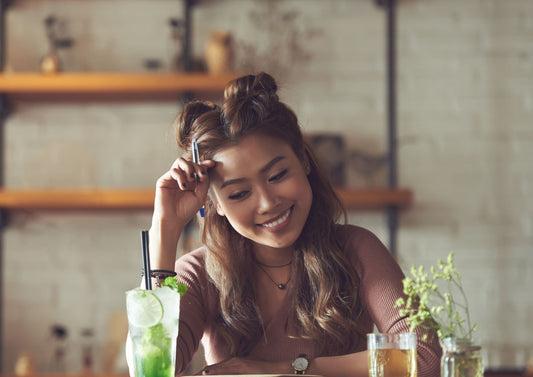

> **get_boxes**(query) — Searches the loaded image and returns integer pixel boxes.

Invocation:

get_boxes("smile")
[260,207,292,228]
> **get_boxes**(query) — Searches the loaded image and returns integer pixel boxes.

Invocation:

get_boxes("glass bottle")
[50,324,68,373]
[81,328,94,374]
[441,337,484,377]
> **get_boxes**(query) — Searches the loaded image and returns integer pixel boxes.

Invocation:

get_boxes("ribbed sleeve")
[345,225,441,377]
[174,250,210,374]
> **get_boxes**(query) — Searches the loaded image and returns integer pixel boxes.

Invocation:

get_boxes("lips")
[259,207,292,228]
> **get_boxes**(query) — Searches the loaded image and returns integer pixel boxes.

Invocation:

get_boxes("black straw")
[141,230,152,290]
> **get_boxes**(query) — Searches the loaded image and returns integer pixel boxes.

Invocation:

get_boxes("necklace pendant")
[277,284,286,290]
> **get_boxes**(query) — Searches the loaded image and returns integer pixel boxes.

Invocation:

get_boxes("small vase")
[41,48,61,74]
[205,31,233,74]
[441,337,484,377]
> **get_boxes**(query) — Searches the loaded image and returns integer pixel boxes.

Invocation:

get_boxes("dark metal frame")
[0,0,9,370]
[386,0,398,257]
[377,0,399,257]
[182,0,193,105]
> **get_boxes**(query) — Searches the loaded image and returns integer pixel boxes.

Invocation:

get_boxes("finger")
[200,359,223,375]
[200,159,217,169]
[166,167,189,191]
[168,158,197,190]
[197,160,217,183]
[175,157,198,184]
[195,169,212,200]
[156,168,182,191]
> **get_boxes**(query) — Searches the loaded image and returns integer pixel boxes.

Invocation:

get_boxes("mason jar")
[441,337,484,377]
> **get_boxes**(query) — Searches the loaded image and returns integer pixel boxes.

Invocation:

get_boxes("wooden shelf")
[0,188,412,211]
[0,72,414,211]
[0,189,154,210]
[336,187,412,210]
[0,72,413,211]
[0,72,240,99]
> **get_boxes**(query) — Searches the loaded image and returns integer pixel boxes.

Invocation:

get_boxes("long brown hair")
[175,72,364,356]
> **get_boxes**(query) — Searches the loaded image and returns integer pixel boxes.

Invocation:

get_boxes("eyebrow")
[220,156,286,189]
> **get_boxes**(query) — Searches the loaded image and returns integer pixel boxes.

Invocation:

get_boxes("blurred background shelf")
[0,188,413,210]
[0,72,240,99]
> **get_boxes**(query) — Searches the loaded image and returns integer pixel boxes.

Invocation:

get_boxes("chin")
[262,231,303,249]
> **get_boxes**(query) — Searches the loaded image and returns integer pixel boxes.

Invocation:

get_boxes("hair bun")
[223,72,280,127]
[175,100,219,150]
[224,72,278,101]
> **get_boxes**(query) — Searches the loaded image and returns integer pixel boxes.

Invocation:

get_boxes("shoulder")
[335,224,402,279]
[174,247,220,313]
[176,246,206,268]
[175,247,208,286]
[336,223,382,244]
[336,224,387,255]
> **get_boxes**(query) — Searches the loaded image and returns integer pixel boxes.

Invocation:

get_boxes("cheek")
[290,175,312,200]
[218,200,255,226]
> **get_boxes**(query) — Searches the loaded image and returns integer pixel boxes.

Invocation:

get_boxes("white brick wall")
[397,0,533,365]
[2,0,532,373]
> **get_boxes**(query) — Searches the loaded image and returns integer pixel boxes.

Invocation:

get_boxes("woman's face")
[210,134,313,254]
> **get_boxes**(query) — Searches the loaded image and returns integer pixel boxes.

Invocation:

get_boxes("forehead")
[212,135,294,177]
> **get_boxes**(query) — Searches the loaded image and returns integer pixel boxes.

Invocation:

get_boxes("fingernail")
[200,170,207,176]
[182,183,187,188]
[203,369,209,375]
[190,173,195,178]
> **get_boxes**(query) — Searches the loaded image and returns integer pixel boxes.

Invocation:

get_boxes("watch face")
[294,357,309,370]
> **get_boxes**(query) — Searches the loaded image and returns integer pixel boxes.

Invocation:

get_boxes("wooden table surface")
[2,372,532,377]
[484,371,533,377]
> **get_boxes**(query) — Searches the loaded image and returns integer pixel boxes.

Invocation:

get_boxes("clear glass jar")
[441,337,484,377]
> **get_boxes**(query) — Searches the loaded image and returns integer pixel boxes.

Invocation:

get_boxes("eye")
[228,191,250,200]
[269,169,287,183]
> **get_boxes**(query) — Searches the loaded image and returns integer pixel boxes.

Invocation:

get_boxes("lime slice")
[126,289,164,328]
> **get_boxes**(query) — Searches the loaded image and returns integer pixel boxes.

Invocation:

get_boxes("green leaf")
[161,276,188,296]
[398,251,477,341]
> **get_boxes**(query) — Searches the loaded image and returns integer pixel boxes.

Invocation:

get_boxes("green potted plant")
[395,252,483,377]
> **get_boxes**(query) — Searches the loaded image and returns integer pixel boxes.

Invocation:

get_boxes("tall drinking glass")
[126,286,181,377]
[368,333,417,377]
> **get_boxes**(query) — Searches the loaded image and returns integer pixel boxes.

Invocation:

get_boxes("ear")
[301,148,311,175]
[302,157,311,175]
[215,201,226,217]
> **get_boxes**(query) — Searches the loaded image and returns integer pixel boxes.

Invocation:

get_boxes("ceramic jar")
[205,31,233,74]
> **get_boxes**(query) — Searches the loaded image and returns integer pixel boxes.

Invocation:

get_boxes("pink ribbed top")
[174,225,441,376]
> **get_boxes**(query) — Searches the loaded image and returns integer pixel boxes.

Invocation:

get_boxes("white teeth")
[261,208,291,228]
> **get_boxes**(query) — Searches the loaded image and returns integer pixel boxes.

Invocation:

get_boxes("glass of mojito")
[126,278,186,377]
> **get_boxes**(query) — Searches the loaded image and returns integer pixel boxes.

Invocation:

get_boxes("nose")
[256,185,280,214]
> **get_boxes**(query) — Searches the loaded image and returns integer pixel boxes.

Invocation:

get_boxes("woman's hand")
[146,156,216,271]
[153,157,216,228]
[199,357,290,376]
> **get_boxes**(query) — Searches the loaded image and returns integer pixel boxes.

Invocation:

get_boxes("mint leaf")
[138,323,173,377]
[161,276,188,296]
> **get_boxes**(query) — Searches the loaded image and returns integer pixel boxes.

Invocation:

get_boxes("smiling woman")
[130,72,442,377]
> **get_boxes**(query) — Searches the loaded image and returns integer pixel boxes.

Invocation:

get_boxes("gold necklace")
[256,263,291,290]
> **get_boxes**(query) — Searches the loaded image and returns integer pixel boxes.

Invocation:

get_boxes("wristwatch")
[292,354,309,374]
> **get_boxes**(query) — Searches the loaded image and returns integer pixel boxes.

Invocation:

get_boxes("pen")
[192,138,205,218]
